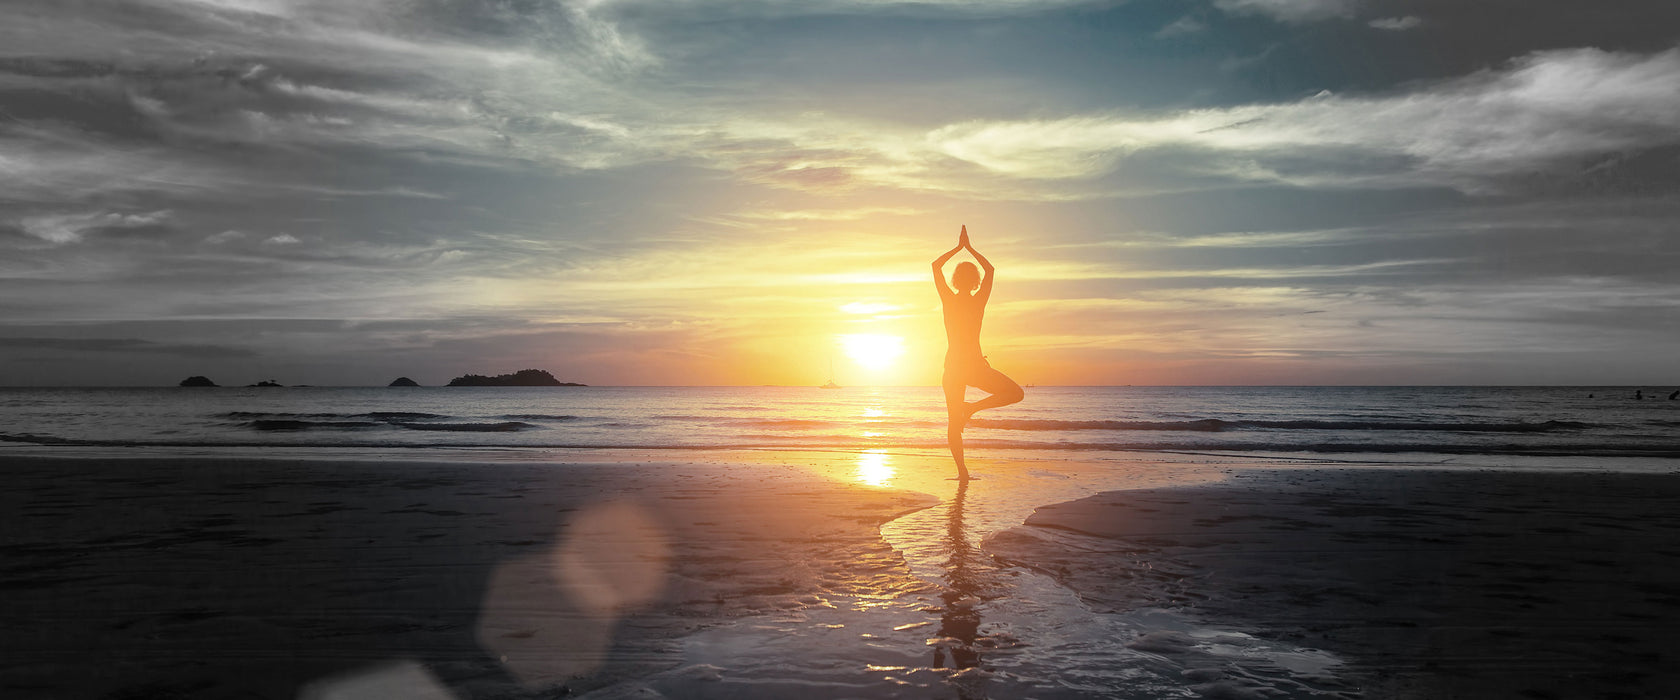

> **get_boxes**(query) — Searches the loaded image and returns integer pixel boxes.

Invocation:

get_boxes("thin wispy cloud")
[1368,16,1422,31]
[1213,0,1356,23]
[919,48,1680,194]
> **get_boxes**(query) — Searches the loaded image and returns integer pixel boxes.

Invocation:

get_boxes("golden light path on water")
[852,398,899,487]
[854,448,895,487]
[633,445,1354,699]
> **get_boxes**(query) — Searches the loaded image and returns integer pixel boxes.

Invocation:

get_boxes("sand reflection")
[933,480,983,674]
[854,449,895,487]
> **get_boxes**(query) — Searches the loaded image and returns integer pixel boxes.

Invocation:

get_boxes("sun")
[840,334,905,371]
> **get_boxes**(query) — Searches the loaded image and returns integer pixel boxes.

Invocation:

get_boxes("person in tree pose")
[932,225,1023,480]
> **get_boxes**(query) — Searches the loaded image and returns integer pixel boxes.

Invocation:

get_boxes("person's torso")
[942,293,984,359]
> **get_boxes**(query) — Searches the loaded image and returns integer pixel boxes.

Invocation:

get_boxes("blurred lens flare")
[477,501,670,688]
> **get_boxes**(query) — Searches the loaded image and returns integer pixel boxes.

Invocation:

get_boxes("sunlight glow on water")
[628,454,1362,699]
[4,386,1677,459]
[854,449,895,487]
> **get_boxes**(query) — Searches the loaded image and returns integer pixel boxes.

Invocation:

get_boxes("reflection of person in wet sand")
[933,225,1023,481]
[935,479,982,674]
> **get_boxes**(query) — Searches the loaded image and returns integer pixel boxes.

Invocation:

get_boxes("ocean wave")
[739,419,841,428]
[499,414,578,421]
[5,431,1679,457]
[971,418,1227,432]
[222,411,451,421]
[244,419,381,431]
[394,421,536,433]
[0,432,73,444]
[223,411,340,420]
[240,419,536,432]
[362,411,450,420]
[968,418,1593,433]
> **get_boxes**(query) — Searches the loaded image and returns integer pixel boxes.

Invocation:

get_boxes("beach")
[989,467,1680,699]
[0,452,936,698]
[5,447,1676,698]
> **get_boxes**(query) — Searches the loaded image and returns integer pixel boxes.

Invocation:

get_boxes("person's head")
[952,261,980,293]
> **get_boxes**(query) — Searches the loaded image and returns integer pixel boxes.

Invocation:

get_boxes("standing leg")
[943,374,970,481]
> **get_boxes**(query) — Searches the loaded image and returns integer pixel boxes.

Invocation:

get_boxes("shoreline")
[0,454,937,698]
[987,467,1680,698]
[7,451,1679,698]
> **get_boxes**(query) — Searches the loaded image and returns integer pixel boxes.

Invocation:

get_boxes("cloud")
[1154,16,1208,38]
[723,206,925,222]
[0,336,255,358]
[0,123,241,206]
[594,0,1107,20]
[17,210,172,244]
[1368,16,1422,31]
[7,1,1676,209]
[1213,0,1356,23]
[919,47,1680,194]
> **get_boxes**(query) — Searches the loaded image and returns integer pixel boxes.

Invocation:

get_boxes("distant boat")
[820,354,842,389]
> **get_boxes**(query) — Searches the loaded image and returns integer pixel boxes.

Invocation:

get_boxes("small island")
[388,377,421,387]
[246,380,284,388]
[178,376,219,387]
[446,369,584,387]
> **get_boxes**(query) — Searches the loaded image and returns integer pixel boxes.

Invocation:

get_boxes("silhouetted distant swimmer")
[1635,390,1643,400]
[933,225,1023,481]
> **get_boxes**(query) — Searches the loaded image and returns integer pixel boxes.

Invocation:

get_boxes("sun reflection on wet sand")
[854,449,895,487]
[596,449,1351,698]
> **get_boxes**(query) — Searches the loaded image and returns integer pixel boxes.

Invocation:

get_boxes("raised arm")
[932,237,962,299]
[962,230,996,301]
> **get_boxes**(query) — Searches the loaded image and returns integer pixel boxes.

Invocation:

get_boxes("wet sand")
[0,454,933,698]
[987,468,1680,699]
[7,452,1678,699]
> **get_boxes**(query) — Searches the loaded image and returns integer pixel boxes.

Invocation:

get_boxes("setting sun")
[840,334,905,371]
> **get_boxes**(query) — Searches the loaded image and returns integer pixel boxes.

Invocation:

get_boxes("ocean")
[3,385,1677,461]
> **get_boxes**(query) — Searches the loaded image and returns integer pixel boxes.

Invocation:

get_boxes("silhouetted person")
[933,226,1023,480]
[1636,390,1643,400]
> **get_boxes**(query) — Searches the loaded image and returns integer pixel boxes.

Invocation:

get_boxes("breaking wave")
[969,418,1593,433]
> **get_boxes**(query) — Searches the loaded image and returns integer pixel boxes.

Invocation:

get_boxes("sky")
[2,0,1678,387]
